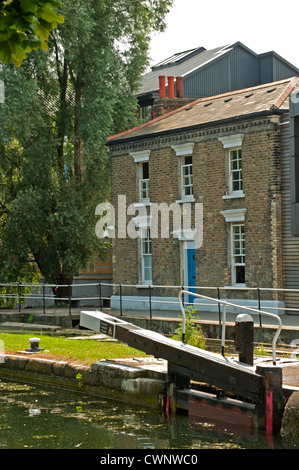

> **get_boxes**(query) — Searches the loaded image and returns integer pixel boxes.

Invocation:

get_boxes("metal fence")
[108,283,299,322]
[0,281,110,315]
[179,290,282,365]
[1,281,299,324]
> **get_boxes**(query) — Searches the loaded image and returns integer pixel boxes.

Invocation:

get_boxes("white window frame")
[229,148,243,195]
[231,224,245,285]
[181,155,193,198]
[130,150,151,204]
[219,134,245,199]
[140,228,152,284]
[139,161,150,203]
[221,208,246,287]
[171,142,195,202]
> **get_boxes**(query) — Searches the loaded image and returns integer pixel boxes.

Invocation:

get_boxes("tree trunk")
[57,58,68,177]
[74,80,83,182]
[52,274,73,306]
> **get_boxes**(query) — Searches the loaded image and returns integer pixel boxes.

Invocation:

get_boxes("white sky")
[149,0,299,69]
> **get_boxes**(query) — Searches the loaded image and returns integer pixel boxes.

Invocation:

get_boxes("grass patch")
[0,332,148,365]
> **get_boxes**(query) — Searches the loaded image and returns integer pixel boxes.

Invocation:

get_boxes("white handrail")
[178,290,282,365]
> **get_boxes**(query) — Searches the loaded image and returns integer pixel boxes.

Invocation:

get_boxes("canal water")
[0,379,298,450]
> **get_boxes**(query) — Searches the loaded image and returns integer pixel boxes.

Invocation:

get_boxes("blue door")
[187,247,196,303]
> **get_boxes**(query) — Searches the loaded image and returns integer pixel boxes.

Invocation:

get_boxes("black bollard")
[234,313,254,365]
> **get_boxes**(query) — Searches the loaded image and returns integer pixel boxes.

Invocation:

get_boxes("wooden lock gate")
[80,310,284,433]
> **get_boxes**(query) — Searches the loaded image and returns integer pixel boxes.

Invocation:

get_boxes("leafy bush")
[0,282,41,309]
[0,263,41,309]
[172,306,206,349]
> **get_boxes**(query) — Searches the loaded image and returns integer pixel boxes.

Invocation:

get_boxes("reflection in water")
[0,379,298,450]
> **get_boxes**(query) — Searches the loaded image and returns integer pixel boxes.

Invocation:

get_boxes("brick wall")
[110,152,138,291]
[153,98,193,118]
[109,115,285,300]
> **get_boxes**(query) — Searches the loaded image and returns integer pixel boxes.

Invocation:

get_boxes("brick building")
[106,77,299,314]
[77,42,299,306]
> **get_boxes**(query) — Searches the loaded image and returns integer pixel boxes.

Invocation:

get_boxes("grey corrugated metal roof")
[139,45,231,95]
[151,47,205,69]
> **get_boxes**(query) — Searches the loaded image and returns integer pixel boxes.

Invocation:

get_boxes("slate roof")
[108,77,299,145]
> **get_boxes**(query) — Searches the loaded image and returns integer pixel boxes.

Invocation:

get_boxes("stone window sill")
[222,192,245,200]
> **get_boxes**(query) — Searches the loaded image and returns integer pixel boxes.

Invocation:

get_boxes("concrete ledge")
[25,357,54,375]
[0,354,167,409]
[121,378,165,407]
[0,322,61,332]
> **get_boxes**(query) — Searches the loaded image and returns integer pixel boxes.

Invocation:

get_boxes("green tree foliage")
[0,0,64,67]
[0,0,173,297]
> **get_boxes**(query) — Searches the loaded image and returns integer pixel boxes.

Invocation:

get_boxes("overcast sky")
[149,0,299,69]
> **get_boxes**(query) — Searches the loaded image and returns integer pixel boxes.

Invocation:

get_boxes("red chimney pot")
[159,76,166,98]
[176,77,183,98]
[167,76,175,98]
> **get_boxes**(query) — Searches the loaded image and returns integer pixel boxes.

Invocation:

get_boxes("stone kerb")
[0,354,166,408]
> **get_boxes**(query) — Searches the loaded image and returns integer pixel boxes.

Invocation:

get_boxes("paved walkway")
[101,307,299,329]
[1,305,299,329]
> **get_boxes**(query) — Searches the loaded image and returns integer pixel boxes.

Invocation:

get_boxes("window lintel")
[171,142,195,156]
[221,208,247,223]
[130,150,151,163]
[218,134,244,149]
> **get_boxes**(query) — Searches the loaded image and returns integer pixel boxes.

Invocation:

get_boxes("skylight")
[152,47,203,70]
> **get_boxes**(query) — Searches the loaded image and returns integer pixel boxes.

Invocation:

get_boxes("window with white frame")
[231,224,245,284]
[229,148,243,194]
[130,150,151,204]
[171,143,195,202]
[221,208,247,286]
[219,134,244,198]
[182,155,193,198]
[141,228,152,283]
[139,161,149,202]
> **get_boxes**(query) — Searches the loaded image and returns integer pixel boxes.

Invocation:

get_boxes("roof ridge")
[272,76,299,109]
[195,77,299,103]
[107,77,299,142]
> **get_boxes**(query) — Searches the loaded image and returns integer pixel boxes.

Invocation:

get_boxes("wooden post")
[167,362,190,413]
[234,314,254,365]
[256,365,284,433]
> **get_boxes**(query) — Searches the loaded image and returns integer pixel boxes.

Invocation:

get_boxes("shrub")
[172,306,206,349]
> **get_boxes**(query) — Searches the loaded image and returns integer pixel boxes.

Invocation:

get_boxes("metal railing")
[1,280,299,321]
[0,280,290,364]
[178,290,282,365]
[0,281,113,315]
[108,283,299,323]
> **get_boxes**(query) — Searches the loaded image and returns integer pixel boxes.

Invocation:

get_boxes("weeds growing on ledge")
[172,306,206,349]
